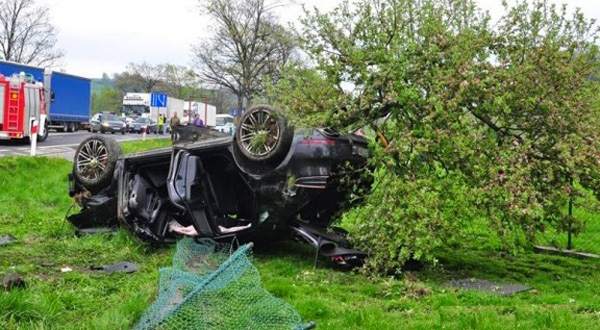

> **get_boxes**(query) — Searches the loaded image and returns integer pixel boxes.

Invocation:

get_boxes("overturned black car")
[68,105,371,267]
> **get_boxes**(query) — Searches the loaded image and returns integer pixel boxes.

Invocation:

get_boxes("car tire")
[73,136,121,194]
[63,122,70,133]
[234,105,294,165]
[101,131,105,134]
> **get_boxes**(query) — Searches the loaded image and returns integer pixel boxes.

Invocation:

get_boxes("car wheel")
[111,131,115,134]
[101,131,105,134]
[73,136,121,194]
[37,120,49,142]
[234,105,294,164]
[63,122,70,133]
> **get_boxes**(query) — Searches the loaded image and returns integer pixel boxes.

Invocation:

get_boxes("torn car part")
[3,273,25,291]
[91,261,140,274]
[0,234,16,246]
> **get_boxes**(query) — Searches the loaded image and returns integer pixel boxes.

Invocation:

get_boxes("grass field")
[118,138,172,154]
[0,140,599,329]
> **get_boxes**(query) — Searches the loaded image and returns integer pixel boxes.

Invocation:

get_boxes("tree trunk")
[237,92,244,114]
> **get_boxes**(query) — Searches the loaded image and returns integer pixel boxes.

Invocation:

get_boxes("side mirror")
[51,91,56,102]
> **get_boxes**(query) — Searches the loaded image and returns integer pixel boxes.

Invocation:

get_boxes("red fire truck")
[0,72,48,142]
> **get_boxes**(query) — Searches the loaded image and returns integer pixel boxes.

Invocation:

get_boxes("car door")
[167,150,217,237]
[90,114,100,130]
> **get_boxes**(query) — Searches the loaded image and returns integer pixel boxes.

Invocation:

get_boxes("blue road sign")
[151,93,168,107]
[231,108,238,116]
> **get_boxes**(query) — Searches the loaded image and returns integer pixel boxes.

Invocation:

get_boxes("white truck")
[184,101,217,127]
[122,93,185,122]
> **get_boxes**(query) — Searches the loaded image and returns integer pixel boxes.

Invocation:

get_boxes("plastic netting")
[134,238,314,330]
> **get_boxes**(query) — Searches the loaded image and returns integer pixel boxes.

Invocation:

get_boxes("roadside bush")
[273,0,600,273]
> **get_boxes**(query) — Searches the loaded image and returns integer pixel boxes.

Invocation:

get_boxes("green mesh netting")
[134,238,314,330]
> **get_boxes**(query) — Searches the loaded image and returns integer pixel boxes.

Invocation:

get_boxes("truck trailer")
[0,60,91,133]
[184,101,217,127]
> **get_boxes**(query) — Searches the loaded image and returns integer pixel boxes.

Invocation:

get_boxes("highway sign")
[151,93,168,107]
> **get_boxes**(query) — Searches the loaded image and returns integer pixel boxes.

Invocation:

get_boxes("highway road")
[0,130,168,159]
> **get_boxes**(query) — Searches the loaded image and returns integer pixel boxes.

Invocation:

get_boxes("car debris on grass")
[0,235,16,246]
[3,273,26,291]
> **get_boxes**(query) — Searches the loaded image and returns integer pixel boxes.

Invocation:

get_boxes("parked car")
[125,117,134,130]
[164,119,171,134]
[90,113,126,134]
[215,114,236,135]
[68,105,371,267]
[79,121,91,131]
[130,117,158,134]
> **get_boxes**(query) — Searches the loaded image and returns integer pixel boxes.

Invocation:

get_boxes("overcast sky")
[39,0,600,78]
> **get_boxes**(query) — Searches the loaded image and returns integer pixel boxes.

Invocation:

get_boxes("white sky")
[39,0,600,78]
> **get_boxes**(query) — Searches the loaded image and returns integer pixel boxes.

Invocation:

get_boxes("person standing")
[170,112,181,141]
[193,114,204,127]
[158,114,165,134]
[182,110,190,125]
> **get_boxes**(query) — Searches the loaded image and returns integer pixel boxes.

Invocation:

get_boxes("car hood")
[103,120,124,125]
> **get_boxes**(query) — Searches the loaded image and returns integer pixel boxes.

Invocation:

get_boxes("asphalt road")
[0,130,169,159]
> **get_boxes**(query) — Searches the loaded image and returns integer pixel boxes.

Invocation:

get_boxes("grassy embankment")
[0,139,599,329]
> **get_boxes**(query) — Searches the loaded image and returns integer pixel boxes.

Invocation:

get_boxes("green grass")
[535,207,600,255]
[119,138,172,154]
[1,153,600,329]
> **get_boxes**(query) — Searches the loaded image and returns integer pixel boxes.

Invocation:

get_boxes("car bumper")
[101,126,126,133]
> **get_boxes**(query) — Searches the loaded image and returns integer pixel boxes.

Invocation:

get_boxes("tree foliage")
[91,86,121,114]
[114,62,166,93]
[0,0,63,66]
[106,63,235,113]
[164,64,201,100]
[274,0,600,273]
[193,0,296,111]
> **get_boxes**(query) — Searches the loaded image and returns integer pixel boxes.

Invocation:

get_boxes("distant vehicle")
[122,93,151,117]
[90,113,126,134]
[0,72,49,143]
[124,117,134,130]
[0,60,90,134]
[184,101,217,127]
[80,121,91,131]
[130,117,158,134]
[164,119,171,134]
[122,93,185,124]
[215,114,235,135]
